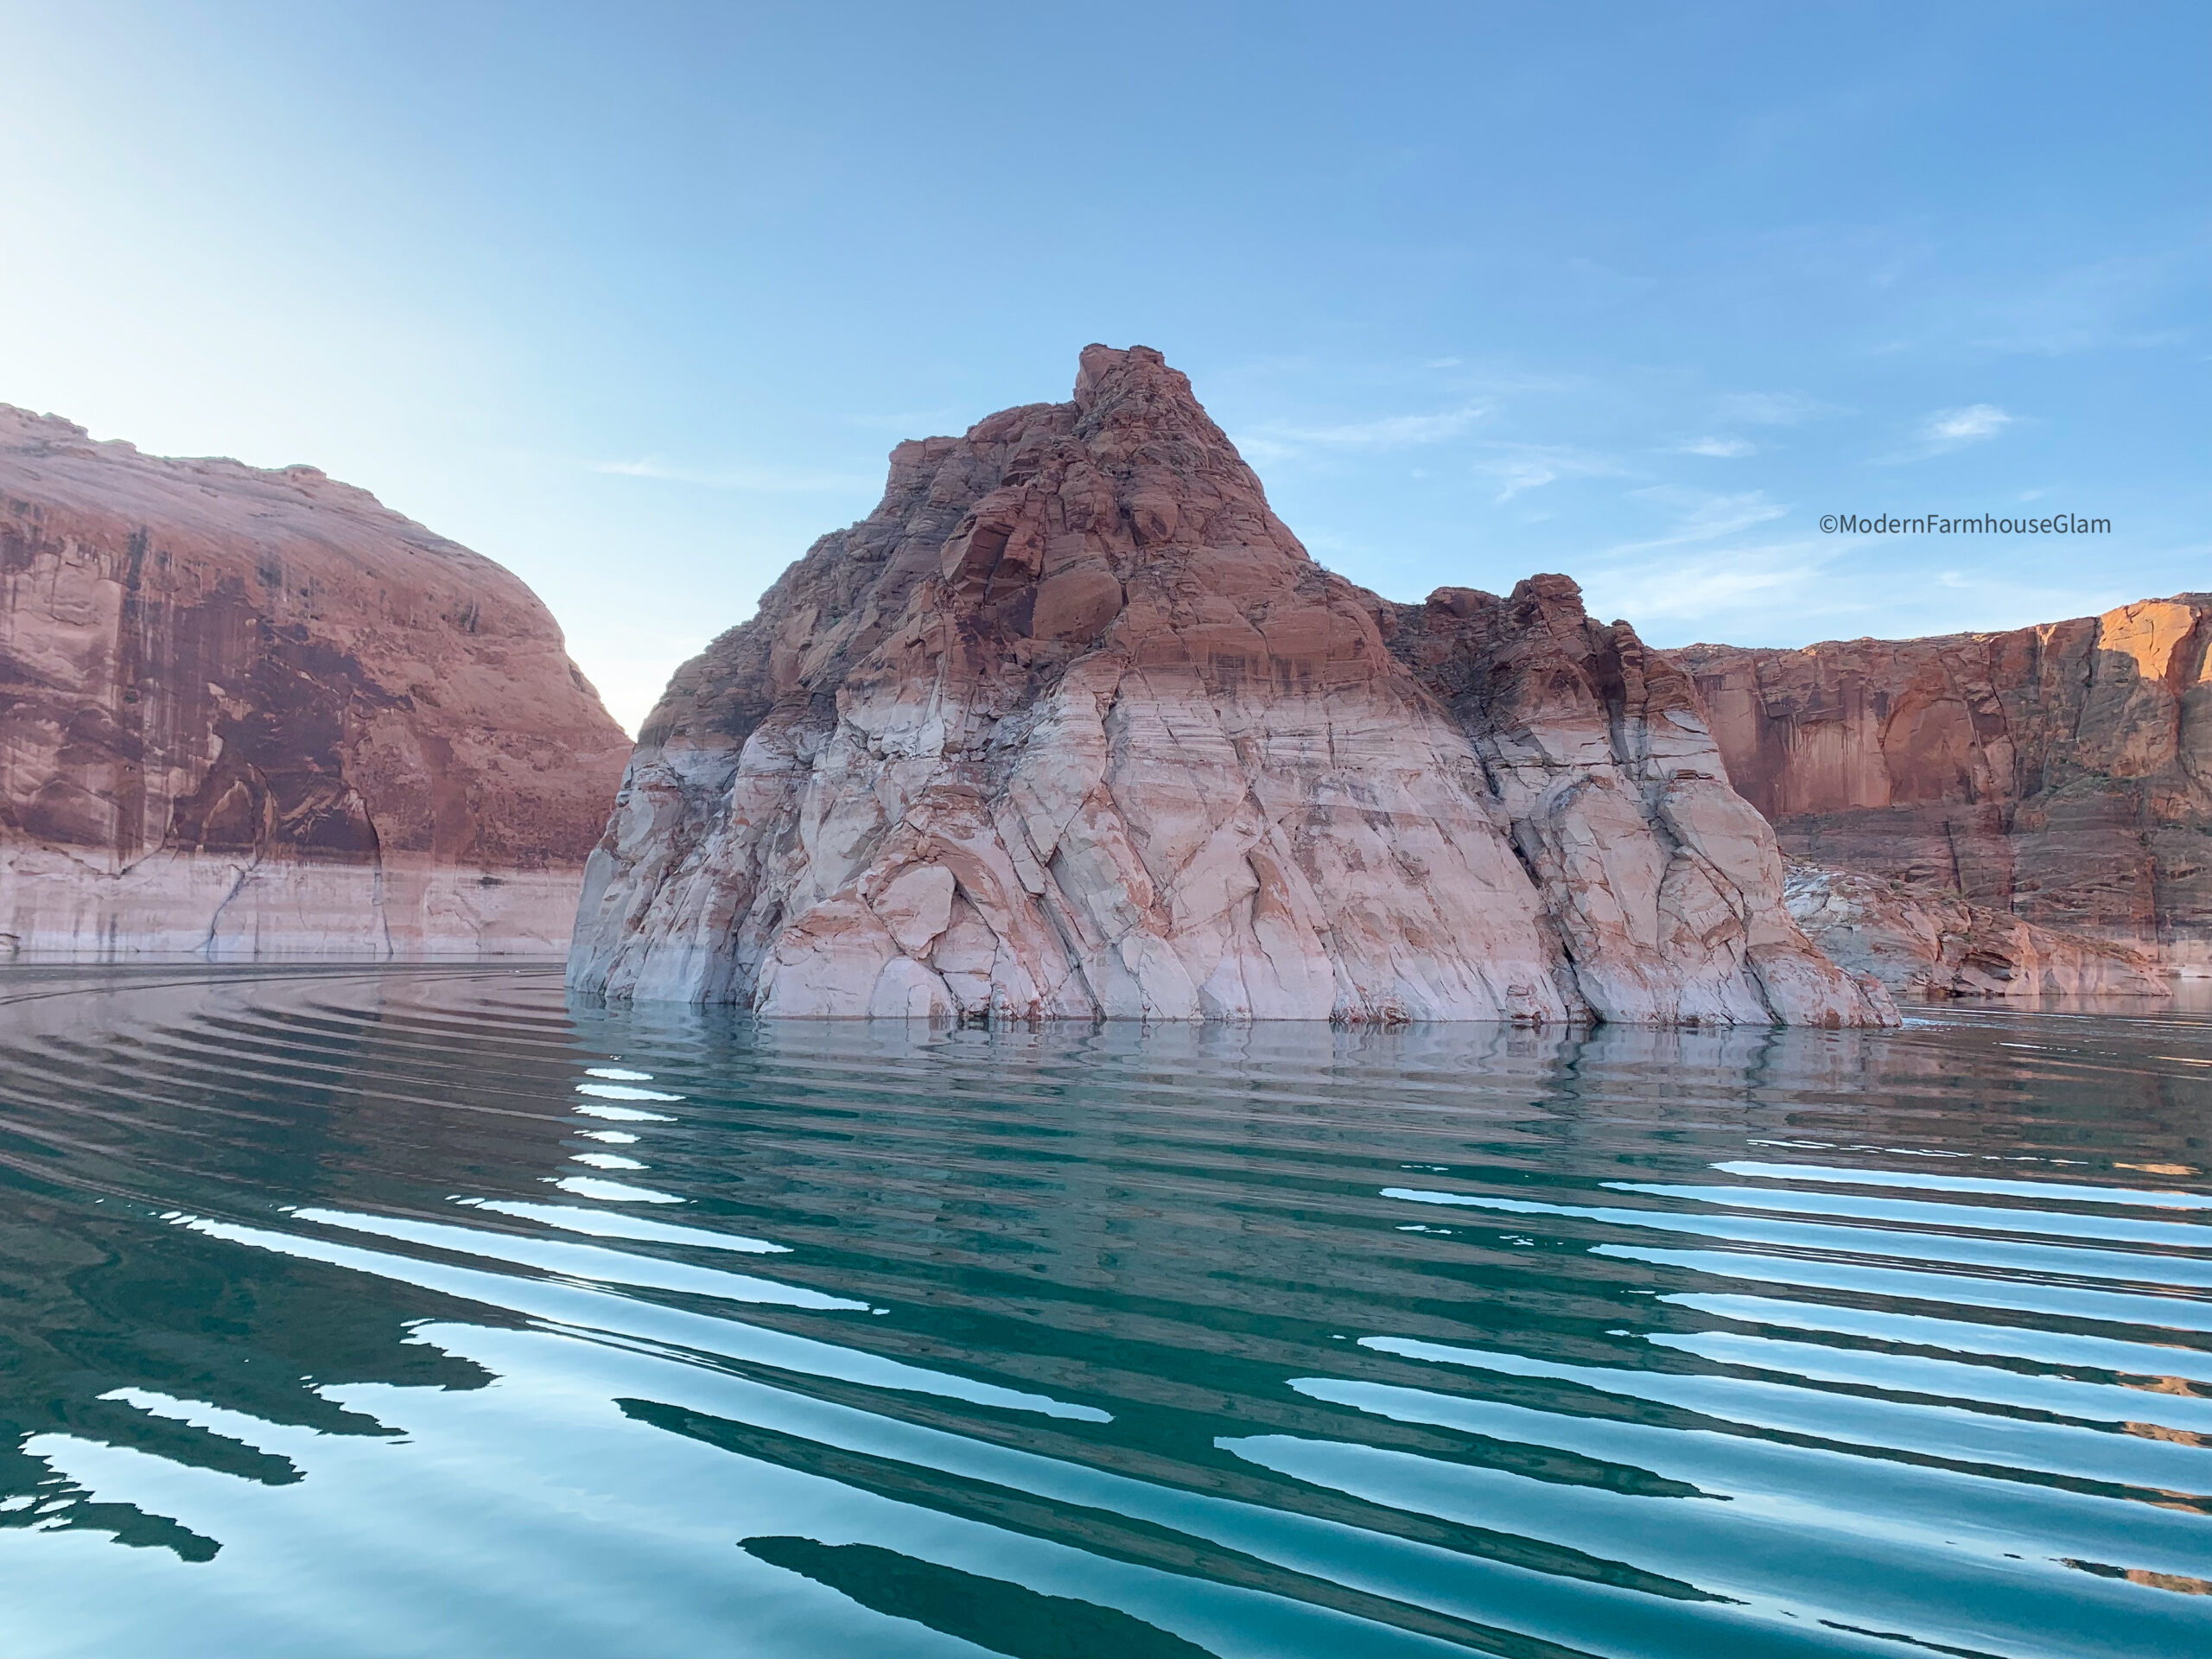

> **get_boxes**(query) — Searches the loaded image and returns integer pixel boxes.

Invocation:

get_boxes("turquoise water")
[0,967,2206,1658]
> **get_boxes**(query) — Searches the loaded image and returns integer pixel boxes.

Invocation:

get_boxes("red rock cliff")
[569,346,1892,1026]
[0,405,632,955]
[1675,595,2212,973]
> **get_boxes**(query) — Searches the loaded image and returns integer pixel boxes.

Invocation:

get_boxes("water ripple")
[0,964,2203,1656]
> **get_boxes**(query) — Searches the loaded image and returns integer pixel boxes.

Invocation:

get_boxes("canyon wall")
[0,406,632,956]
[569,346,1894,1026]
[1675,596,2212,976]
[1782,861,2168,1000]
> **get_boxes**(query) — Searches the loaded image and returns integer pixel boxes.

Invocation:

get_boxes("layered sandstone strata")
[569,346,1893,1026]
[0,406,632,956]
[1783,861,2166,1000]
[1676,597,2212,975]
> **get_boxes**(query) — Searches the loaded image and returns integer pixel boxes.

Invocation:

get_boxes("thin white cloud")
[1484,459,1558,501]
[1673,435,1756,459]
[1599,543,2135,654]
[1603,488,1790,555]
[1422,356,1463,369]
[1919,403,2014,447]
[1967,254,2187,356]
[1713,390,1837,426]
[1573,478,2164,652]
[1471,442,1623,503]
[589,457,876,492]
[1582,541,1845,629]
[1874,568,2131,632]
[1872,402,2021,464]
[1236,435,1296,467]
[1241,404,1490,455]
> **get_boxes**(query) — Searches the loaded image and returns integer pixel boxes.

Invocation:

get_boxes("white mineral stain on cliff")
[1783,861,2168,1000]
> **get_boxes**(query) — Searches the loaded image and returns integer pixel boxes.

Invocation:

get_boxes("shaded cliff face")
[1675,596,2212,971]
[571,346,1890,1026]
[0,406,632,955]
[1386,577,1887,1023]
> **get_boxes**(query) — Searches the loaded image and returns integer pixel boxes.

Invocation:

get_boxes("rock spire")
[569,346,1892,1025]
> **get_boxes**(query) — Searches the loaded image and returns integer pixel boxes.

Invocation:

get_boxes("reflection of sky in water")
[0,965,2207,1656]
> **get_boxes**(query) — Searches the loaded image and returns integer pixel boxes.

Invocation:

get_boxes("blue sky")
[3,2,2204,731]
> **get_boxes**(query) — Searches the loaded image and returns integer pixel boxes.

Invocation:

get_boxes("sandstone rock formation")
[1675,596,2212,976]
[0,406,632,956]
[569,346,1894,1026]
[1783,861,2167,1000]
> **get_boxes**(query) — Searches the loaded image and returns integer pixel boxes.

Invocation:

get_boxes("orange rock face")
[1675,597,2212,975]
[570,346,1891,1025]
[0,406,632,955]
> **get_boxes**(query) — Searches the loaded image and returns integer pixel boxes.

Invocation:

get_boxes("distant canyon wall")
[0,405,632,956]
[21,372,2188,1006]
[1675,595,2212,976]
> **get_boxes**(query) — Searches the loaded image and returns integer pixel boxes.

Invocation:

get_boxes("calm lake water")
[0,967,2206,1658]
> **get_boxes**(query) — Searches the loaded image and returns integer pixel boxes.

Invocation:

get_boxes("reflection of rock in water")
[550,1006,2099,1358]
[739,1534,1221,1658]
[5,968,2209,1656]
[597,984,2209,1285]
[0,969,518,1556]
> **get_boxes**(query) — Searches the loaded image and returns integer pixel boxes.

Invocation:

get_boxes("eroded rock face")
[0,406,632,955]
[1675,597,2212,974]
[1388,579,1896,1024]
[569,346,1891,1025]
[1783,861,2167,1000]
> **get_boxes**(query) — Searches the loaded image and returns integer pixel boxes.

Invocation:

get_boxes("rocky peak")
[1393,575,1701,734]
[574,345,1891,1027]
[1070,343,1229,448]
